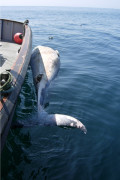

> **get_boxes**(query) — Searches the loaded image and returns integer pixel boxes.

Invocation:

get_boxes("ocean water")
[1,6,120,180]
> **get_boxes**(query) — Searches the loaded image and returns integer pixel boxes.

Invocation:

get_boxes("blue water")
[1,6,120,180]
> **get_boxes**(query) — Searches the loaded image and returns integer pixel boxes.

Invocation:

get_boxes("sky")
[0,0,120,9]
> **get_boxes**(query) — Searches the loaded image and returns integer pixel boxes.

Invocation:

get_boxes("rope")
[0,71,14,94]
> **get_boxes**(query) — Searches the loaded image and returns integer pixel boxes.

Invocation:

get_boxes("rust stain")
[0,97,7,111]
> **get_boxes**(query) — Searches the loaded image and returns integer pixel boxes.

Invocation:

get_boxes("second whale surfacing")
[30,46,87,134]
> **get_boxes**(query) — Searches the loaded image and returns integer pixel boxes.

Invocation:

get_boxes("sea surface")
[1,6,120,180]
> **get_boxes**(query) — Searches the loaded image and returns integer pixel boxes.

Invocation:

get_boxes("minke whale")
[30,46,87,134]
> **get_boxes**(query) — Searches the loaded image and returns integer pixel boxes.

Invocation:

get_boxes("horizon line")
[0,5,120,10]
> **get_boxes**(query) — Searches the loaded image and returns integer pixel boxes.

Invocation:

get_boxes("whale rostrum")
[30,46,87,134]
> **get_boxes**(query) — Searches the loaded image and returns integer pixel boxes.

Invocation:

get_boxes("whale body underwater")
[29,46,87,134]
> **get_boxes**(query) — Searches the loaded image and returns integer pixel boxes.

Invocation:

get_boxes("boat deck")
[0,41,21,73]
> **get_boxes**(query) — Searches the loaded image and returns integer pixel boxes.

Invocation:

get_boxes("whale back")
[30,46,60,107]
[30,46,60,85]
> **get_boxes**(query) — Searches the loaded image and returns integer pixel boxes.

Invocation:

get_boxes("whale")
[29,46,87,134]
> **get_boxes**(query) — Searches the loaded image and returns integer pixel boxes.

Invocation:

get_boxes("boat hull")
[0,19,32,152]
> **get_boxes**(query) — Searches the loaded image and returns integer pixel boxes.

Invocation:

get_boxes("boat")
[0,19,32,152]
